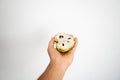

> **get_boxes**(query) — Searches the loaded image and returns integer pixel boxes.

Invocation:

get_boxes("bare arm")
[38,61,66,80]
[38,37,78,80]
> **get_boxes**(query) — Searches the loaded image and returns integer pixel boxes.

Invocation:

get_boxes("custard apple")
[54,33,75,53]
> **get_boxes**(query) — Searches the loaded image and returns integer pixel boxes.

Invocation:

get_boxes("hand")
[47,37,78,70]
[38,37,78,80]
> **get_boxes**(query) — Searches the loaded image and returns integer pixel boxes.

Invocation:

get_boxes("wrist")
[49,61,68,72]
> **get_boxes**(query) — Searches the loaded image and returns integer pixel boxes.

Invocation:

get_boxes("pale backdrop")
[0,0,120,80]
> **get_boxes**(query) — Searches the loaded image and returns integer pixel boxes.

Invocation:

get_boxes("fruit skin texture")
[54,33,75,54]
[56,43,75,53]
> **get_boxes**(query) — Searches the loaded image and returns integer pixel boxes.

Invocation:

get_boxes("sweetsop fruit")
[54,33,75,53]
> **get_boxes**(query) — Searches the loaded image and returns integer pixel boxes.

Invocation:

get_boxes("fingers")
[48,37,78,56]
[48,37,55,49]
[73,37,78,49]
[69,37,78,55]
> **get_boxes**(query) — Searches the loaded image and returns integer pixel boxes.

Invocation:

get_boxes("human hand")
[47,37,78,70]
[38,37,78,80]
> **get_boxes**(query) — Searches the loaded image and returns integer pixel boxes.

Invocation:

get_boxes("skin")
[38,37,78,80]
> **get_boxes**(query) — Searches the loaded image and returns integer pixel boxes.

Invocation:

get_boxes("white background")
[0,0,120,80]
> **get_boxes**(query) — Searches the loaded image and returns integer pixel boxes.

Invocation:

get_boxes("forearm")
[38,61,67,80]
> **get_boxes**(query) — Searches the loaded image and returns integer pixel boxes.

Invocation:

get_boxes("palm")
[48,37,78,68]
